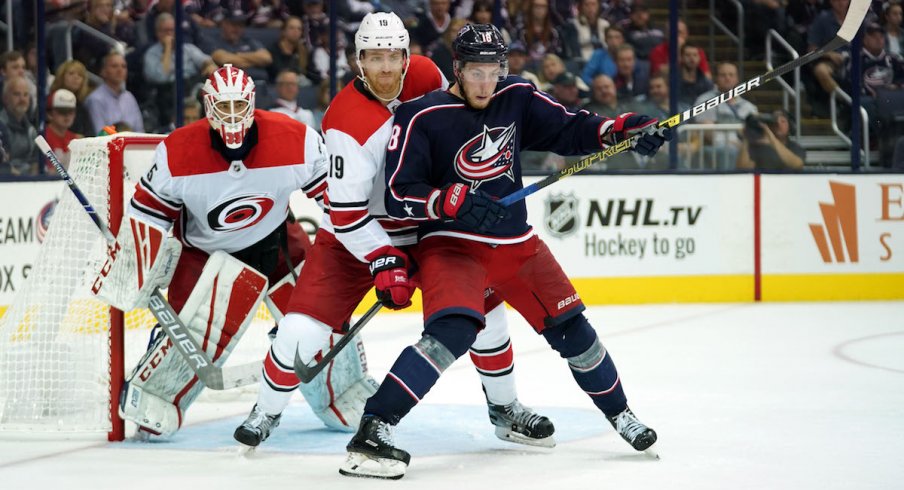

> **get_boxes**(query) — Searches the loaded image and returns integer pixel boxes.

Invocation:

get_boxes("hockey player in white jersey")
[91,64,369,437]
[233,12,555,450]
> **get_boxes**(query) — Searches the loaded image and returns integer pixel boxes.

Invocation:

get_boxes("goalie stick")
[498,0,871,207]
[294,301,382,383]
[35,135,261,390]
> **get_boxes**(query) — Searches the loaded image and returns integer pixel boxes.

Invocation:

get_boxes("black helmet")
[452,23,508,64]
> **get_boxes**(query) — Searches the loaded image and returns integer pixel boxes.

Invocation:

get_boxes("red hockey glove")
[434,183,510,233]
[610,113,673,157]
[365,246,414,310]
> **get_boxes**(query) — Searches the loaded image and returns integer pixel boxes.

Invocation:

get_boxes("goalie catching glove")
[92,215,181,311]
[432,183,510,233]
[365,246,414,310]
[607,113,673,156]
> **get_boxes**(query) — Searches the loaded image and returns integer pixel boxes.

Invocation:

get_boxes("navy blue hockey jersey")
[385,76,616,244]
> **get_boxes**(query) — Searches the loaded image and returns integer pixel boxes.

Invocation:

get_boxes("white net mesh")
[0,135,161,434]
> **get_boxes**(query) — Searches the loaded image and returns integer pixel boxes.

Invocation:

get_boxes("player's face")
[458,62,502,110]
[360,49,406,99]
[211,99,251,125]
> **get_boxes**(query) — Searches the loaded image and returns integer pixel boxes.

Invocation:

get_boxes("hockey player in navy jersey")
[234,13,555,450]
[339,24,671,479]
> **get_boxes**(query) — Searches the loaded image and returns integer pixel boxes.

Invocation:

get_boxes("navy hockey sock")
[365,315,480,424]
[543,315,627,417]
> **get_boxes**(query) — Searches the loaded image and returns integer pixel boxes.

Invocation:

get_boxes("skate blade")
[339,452,407,480]
[495,427,556,448]
[642,443,660,460]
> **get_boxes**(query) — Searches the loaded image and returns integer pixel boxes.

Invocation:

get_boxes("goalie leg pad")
[92,215,182,311]
[298,333,379,432]
[120,251,268,435]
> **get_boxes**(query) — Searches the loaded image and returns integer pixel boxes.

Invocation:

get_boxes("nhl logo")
[544,193,579,238]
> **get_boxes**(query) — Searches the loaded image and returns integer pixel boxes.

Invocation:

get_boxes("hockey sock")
[470,305,516,405]
[365,315,480,424]
[257,345,299,415]
[542,314,627,417]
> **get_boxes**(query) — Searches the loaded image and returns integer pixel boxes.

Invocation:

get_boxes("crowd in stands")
[0,0,902,176]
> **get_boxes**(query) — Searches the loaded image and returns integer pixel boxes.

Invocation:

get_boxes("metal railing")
[677,123,744,170]
[63,20,127,62]
[708,0,744,80]
[765,29,801,139]
[830,88,871,168]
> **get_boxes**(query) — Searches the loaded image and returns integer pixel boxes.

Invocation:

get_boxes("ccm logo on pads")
[557,293,580,310]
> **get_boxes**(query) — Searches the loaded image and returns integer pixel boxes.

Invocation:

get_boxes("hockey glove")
[610,113,673,157]
[434,183,510,233]
[365,246,415,310]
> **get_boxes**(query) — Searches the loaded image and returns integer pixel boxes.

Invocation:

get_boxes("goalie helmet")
[202,64,256,149]
[452,23,509,82]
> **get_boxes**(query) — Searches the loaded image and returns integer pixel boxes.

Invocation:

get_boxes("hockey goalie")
[91,64,379,438]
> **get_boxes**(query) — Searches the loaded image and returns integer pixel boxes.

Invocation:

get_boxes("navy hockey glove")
[434,183,510,233]
[365,246,414,310]
[611,113,673,157]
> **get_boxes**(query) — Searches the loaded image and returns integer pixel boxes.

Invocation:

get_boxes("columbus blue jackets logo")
[36,199,58,244]
[453,123,517,189]
[544,193,579,238]
[207,194,275,232]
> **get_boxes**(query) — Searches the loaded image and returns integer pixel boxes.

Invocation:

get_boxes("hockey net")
[0,134,276,441]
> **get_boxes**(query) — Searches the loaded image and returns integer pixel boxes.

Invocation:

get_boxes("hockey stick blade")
[499,0,871,207]
[294,302,383,383]
[35,135,259,391]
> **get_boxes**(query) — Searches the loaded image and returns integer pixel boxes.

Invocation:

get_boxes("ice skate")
[607,407,658,457]
[488,399,556,448]
[339,415,410,480]
[233,404,281,448]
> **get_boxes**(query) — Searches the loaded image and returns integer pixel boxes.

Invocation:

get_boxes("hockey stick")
[294,301,383,383]
[499,0,870,207]
[35,135,260,390]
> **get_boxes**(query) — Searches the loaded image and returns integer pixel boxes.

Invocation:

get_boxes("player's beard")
[365,70,403,101]
[457,80,492,110]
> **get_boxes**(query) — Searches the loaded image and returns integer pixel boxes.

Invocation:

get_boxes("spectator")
[205,11,273,81]
[49,60,93,136]
[301,0,330,49]
[342,45,360,86]
[269,70,316,127]
[584,74,624,117]
[562,0,610,62]
[648,19,711,78]
[0,51,37,119]
[412,0,453,51]
[629,74,690,168]
[580,25,622,84]
[786,0,825,54]
[25,44,54,94]
[0,120,11,173]
[84,52,145,134]
[431,18,469,82]
[513,0,564,63]
[677,43,714,106]
[613,44,650,102]
[693,62,758,169]
[807,0,852,115]
[309,22,350,84]
[183,97,203,125]
[539,53,588,92]
[550,72,587,111]
[143,0,202,46]
[737,111,806,170]
[619,3,663,59]
[746,0,789,58]
[0,76,39,175]
[311,78,337,130]
[43,89,83,172]
[508,41,542,87]
[143,13,215,85]
[246,0,289,28]
[267,16,312,84]
[602,0,633,25]
[73,0,132,74]
[882,1,903,57]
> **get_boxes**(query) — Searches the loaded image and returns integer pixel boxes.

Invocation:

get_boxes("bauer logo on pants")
[544,192,579,239]
[207,194,275,232]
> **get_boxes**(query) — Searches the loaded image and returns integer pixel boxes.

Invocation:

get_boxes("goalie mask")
[202,64,256,149]
[355,12,410,102]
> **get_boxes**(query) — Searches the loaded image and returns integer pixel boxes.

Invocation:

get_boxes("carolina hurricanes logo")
[207,194,275,232]
[454,123,517,189]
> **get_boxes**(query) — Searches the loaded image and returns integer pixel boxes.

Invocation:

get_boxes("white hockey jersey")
[130,110,328,254]
[320,54,448,262]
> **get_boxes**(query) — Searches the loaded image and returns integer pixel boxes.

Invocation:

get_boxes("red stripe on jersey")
[164,111,313,177]
[376,217,419,230]
[212,268,267,362]
[133,186,181,221]
[263,350,300,388]
[330,208,369,227]
[469,343,514,372]
[305,180,327,200]
[202,276,218,352]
